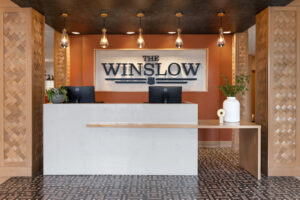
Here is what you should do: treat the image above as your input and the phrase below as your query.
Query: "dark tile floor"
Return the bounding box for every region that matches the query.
[0,148,300,200]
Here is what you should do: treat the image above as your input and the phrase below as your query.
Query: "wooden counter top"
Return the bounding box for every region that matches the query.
[87,120,260,129]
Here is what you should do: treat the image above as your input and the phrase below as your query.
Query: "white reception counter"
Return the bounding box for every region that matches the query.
[44,103,198,175]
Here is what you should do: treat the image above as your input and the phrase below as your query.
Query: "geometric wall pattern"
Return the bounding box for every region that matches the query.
[270,10,297,164]
[0,8,44,176]
[256,7,300,176]
[235,31,251,122]
[231,31,250,152]
[54,31,70,88]
[3,11,28,164]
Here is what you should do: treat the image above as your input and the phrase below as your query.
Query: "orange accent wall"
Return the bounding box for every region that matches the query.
[69,34,232,141]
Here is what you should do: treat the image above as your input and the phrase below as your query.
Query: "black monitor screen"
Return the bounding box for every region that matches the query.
[64,86,95,103]
[149,86,182,103]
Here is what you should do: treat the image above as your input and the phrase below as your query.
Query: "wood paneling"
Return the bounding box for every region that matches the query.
[87,120,260,129]
[235,32,251,121]
[0,8,44,176]
[232,31,251,152]
[256,7,300,176]
[3,9,28,166]
[0,0,18,8]
[54,31,70,88]
[239,128,261,179]
[31,8,44,176]
[269,8,297,166]
[256,7,269,175]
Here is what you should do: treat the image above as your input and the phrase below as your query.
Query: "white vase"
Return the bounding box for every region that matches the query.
[223,97,240,122]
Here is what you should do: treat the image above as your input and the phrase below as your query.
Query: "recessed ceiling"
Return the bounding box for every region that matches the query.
[12,0,293,34]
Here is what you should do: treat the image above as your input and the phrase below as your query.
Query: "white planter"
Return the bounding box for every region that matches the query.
[223,97,240,122]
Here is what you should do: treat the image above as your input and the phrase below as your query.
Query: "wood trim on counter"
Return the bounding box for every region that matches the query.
[87,120,261,129]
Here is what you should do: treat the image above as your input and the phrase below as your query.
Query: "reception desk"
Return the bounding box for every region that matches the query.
[44,103,198,175]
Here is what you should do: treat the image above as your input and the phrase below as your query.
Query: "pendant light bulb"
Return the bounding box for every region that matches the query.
[100,28,109,48]
[136,13,145,48]
[217,12,226,47]
[217,27,225,47]
[60,28,69,48]
[137,28,145,48]
[175,12,183,48]
[99,13,109,48]
[175,28,183,48]
[60,13,69,48]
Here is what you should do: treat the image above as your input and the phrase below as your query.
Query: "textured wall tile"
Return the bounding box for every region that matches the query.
[3,11,27,163]
[270,10,297,164]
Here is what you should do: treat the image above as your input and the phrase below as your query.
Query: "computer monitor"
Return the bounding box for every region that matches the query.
[63,86,95,103]
[149,86,182,103]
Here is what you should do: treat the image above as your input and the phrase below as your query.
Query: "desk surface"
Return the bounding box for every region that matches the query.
[197,120,260,129]
[87,120,260,129]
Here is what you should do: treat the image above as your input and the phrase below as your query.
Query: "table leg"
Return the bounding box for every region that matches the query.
[239,128,261,179]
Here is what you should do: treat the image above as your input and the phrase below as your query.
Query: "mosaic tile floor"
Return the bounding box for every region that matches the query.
[0,148,299,200]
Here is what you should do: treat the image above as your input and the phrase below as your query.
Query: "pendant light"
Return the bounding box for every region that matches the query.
[175,12,183,48]
[60,13,69,48]
[100,13,109,48]
[136,12,145,48]
[217,12,226,47]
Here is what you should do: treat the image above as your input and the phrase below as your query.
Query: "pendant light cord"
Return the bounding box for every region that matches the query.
[139,16,142,28]
[220,15,223,29]
[103,17,106,28]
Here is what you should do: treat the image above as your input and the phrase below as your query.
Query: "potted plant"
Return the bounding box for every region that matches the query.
[218,74,250,122]
[46,87,68,104]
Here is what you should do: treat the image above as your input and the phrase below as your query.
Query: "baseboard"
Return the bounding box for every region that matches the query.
[268,167,300,176]
[0,167,32,177]
[199,141,232,148]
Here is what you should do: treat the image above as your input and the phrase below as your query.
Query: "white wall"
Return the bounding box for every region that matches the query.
[248,25,256,56]
[45,24,54,89]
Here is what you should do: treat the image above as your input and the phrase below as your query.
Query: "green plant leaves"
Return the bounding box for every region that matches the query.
[46,87,69,103]
[218,74,250,97]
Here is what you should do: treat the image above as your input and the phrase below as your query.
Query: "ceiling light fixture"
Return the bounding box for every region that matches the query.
[217,11,226,47]
[60,13,69,48]
[175,12,183,48]
[126,31,135,35]
[100,13,109,48]
[136,12,145,48]
[72,31,80,35]
[168,31,176,35]
[223,31,231,34]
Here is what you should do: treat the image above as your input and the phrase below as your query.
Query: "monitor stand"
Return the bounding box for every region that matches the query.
[163,88,168,103]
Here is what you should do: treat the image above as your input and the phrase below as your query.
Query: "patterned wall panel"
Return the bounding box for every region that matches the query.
[3,11,28,164]
[256,7,300,176]
[231,31,250,152]
[232,35,236,86]
[235,31,251,121]
[255,8,269,174]
[54,31,70,88]
[0,8,44,176]
[31,9,44,175]
[270,9,297,165]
